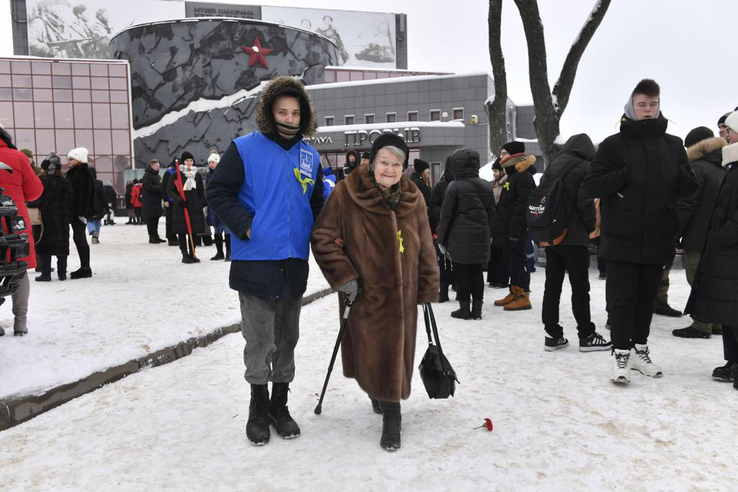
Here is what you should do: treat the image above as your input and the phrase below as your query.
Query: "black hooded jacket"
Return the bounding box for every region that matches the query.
[585,115,697,265]
[544,134,597,247]
[66,163,95,219]
[429,158,453,233]
[493,155,537,246]
[436,149,496,264]
[141,165,163,220]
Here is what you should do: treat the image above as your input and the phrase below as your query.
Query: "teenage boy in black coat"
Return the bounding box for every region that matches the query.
[585,79,697,384]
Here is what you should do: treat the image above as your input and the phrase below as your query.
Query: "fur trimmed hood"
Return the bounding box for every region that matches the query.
[502,153,537,174]
[722,141,738,168]
[256,76,317,137]
[687,137,727,163]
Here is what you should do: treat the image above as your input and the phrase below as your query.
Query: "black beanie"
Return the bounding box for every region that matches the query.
[369,133,409,170]
[502,141,525,155]
[492,157,502,171]
[685,126,714,148]
[361,152,370,160]
[180,151,194,163]
[414,158,429,174]
[718,112,732,126]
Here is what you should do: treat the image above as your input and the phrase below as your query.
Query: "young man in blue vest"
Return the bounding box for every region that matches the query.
[206,76,324,445]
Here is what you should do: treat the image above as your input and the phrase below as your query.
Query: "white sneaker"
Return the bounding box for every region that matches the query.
[631,344,663,378]
[611,349,631,384]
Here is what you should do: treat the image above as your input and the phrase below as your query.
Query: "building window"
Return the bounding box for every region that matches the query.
[386,112,396,123]
[407,111,418,122]
[345,115,354,125]
[325,116,334,126]
[452,107,464,120]
[365,114,375,124]
[429,109,441,122]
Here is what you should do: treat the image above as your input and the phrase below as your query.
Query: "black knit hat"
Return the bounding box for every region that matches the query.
[685,126,714,148]
[369,133,409,170]
[718,112,732,126]
[414,158,429,174]
[492,157,502,171]
[180,151,194,162]
[502,141,525,156]
[361,152,370,160]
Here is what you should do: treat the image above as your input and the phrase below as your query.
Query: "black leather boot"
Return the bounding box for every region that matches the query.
[438,283,450,303]
[379,401,401,451]
[246,384,271,445]
[451,301,471,319]
[269,383,301,439]
[471,300,483,320]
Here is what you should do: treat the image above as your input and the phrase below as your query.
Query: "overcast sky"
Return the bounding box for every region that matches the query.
[2,0,736,143]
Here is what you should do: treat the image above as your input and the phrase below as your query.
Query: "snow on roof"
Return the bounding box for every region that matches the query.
[317,121,465,133]
[307,72,491,91]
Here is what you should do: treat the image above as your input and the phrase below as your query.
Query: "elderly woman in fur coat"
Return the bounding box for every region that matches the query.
[311,133,439,452]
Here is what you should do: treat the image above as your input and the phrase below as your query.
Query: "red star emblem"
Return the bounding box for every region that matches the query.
[241,36,273,69]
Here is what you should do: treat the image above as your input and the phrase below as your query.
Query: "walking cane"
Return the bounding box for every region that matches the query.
[314,296,354,415]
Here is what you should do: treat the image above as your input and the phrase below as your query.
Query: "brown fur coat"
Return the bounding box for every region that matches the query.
[311,164,440,402]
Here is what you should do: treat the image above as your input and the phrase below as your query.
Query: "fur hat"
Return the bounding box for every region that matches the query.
[369,133,409,170]
[725,112,738,132]
[685,127,714,148]
[41,153,61,173]
[67,147,88,164]
[256,76,317,137]
[414,158,429,175]
[502,141,525,156]
[180,151,195,163]
[718,112,731,126]
[207,153,220,164]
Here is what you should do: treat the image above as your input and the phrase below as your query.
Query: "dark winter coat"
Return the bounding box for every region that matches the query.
[311,163,439,402]
[437,149,496,264]
[31,174,73,256]
[141,165,163,221]
[545,134,597,248]
[429,165,453,233]
[677,137,727,252]
[204,168,223,229]
[167,167,205,235]
[493,155,537,246]
[161,168,174,204]
[87,169,108,221]
[103,184,118,213]
[125,182,133,209]
[687,143,738,326]
[410,172,432,206]
[585,115,698,265]
[66,163,95,219]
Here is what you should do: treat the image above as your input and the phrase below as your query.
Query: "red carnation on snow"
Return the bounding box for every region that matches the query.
[473,418,493,432]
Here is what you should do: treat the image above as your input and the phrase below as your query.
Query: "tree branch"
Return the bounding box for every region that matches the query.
[486,0,508,157]
[552,0,611,118]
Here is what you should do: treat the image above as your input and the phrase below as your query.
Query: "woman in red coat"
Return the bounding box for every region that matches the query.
[131,179,143,224]
[0,125,43,336]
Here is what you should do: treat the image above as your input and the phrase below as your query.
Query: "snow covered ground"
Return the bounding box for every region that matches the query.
[0,223,330,400]
[1,253,736,490]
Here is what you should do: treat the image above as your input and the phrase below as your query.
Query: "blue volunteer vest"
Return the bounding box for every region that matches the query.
[231,132,319,261]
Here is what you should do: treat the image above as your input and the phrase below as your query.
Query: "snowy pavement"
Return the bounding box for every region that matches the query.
[1,261,736,490]
[0,223,330,400]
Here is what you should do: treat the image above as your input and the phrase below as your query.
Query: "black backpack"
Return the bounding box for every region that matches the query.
[527,160,579,246]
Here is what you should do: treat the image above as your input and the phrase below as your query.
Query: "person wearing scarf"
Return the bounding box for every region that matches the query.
[166,150,205,263]
[311,133,439,451]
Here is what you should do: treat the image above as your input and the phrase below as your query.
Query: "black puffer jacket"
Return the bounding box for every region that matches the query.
[103,184,118,213]
[66,163,95,219]
[30,174,73,256]
[429,160,453,233]
[493,154,537,246]
[88,168,108,221]
[410,172,432,206]
[141,165,163,220]
[436,149,496,264]
[545,134,597,247]
[166,166,205,235]
[687,143,738,326]
[677,137,727,252]
[585,115,697,265]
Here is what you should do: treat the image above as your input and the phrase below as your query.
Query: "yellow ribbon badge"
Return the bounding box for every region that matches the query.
[397,230,405,254]
[293,168,315,194]
[503,181,510,191]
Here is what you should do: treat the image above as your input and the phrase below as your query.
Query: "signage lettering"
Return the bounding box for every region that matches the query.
[343,128,421,147]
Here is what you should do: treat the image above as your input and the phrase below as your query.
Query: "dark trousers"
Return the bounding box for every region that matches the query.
[214,232,231,256]
[146,216,160,240]
[70,217,90,269]
[504,232,530,291]
[487,245,508,286]
[453,262,484,302]
[40,254,67,277]
[606,261,664,350]
[592,237,606,276]
[178,233,194,256]
[134,207,142,223]
[542,245,594,340]
[165,205,175,241]
[723,326,738,363]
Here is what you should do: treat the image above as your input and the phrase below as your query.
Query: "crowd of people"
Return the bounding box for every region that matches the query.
[2,75,736,453]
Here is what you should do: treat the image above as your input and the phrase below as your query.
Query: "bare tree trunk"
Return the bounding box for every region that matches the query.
[485,0,508,160]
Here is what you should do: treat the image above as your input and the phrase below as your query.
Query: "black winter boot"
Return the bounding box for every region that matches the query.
[370,397,382,415]
[246,384,271,445]
[269,382,301,439]
[379,401,401,451]
[471,300,483,320]
[438,283,450,303]
[451,301,471,320]
[181,253,195,264]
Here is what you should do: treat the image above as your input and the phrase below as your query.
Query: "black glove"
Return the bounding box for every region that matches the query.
[338,278,359,303]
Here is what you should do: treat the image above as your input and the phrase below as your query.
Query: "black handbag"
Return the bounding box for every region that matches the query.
[418,303,459,399]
